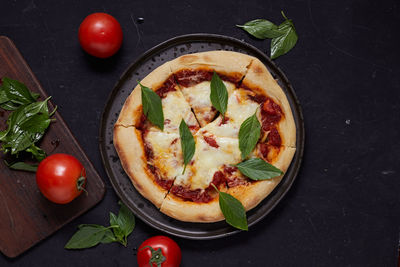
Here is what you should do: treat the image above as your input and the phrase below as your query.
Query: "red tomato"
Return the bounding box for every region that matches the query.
[36,154,86,204]
[78,12,123,58]
[137,236,181,267]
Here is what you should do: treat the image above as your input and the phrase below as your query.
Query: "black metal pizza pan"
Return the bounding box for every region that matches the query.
[99,33,305,240]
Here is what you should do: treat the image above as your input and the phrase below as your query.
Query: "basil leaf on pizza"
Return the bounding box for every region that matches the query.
[179,119,195,174]
[212,184,248,231]
[139,82,164,130]
[210,72,228,119]
[236,158,283,180]
[239,111,261,160]
[237,19,283,39]
[271,12,298,59]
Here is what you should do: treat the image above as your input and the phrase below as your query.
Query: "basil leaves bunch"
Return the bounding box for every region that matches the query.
[0,77,57,170]
[65,201,135,249]
[237,11,298,59]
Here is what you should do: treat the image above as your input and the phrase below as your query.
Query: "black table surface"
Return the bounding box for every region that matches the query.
[1,0,399,266]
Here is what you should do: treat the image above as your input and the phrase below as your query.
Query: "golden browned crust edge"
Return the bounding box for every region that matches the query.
[242,58,296,147]
[160,190,225,223]
[169,50,253,79]
[113,125,167,208]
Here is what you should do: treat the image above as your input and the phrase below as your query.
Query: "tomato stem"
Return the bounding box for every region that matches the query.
[76,176,88,196]
[140,246,166,267]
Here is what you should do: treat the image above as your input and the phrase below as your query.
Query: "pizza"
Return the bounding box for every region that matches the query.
[113,51,296,223]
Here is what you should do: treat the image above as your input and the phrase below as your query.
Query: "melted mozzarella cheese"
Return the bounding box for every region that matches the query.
[198,89,261,138]
[145,131,183,179]
[180,81,235,126]
[226,89,261,127]
[174,132,241,190]
[148,89,198,133]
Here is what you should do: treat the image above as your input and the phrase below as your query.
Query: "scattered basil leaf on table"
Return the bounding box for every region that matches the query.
[179,119,195,174]
[210,72,228,119]
[237,19,283,39]
[239,111,261,160]
[237,11,298,59]
[271,12,298,59]
[236,158,283,180]
[4,161,38,172]
[65,225,111,249]
[211,184,248,231]
[65,201,135,249]
[139,81,164,131]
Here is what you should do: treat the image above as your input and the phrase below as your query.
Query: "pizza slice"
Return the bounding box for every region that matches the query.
[116,61,199,133]
[241,58,296,147]
[169,51,253,126]
[160,130,241,222]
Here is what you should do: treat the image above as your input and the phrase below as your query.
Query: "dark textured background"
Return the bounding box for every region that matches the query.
[1,0,399,266]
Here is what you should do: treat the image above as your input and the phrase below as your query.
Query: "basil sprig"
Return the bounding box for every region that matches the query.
[236,158,283,180]
[65,201,135,249]
[212,184,248,231]
[139,81,164,130]
[237,19,283,39]
[0,95,56,162]
[239,112,261,159]
[179,119,195,174]
[210,72,228,119]
[237,11,298,59]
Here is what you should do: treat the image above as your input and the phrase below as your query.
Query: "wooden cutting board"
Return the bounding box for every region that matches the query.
[0,36,105,258]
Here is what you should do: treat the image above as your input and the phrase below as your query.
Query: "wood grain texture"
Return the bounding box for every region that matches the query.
[0,36,105,258]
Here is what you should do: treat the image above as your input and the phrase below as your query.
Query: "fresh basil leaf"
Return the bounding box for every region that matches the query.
[116,201,135,238]
[179,119,195,174]
[109,212,124,241]
[236,158,283,180]
[237,19,283,39]
[20,113,51,133]
[101,228,117,244]
[65,225,108,249]
[4,161,38,172]
[270,13,298,59]
[214,186,248,231]
[239,112,261,160]
[2,77,38,106]
[0,87,8,104]
[139,82,164,130]
[210,72,228,119]
[0,101,20,111]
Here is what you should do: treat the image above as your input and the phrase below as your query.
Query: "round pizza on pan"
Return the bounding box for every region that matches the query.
[113,51,296,223]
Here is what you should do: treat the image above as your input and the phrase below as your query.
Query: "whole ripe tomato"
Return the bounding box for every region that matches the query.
[137,236,181,267]
[78,12,123,58]
[36,154,86,204]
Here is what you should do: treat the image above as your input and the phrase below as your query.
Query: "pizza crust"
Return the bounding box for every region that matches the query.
[113,125,168,208]
[242,58,296,147]
[160,190,225,223]
[169,50,254,78]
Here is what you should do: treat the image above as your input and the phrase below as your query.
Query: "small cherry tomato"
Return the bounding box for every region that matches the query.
[137,236,181,267]
[78,12,123,58]
[36,153,86,204]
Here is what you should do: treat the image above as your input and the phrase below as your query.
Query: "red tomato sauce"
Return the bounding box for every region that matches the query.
[174,69,241,87]
[203,135,219,148]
